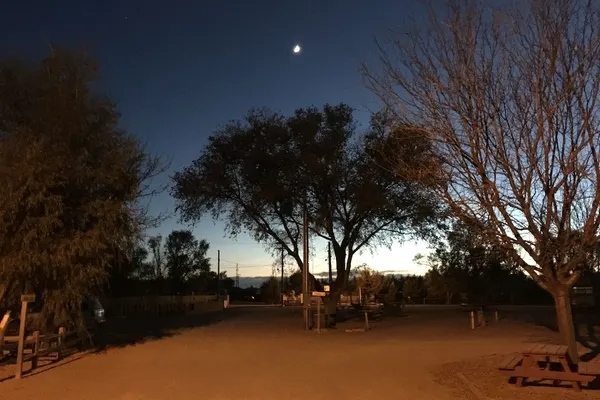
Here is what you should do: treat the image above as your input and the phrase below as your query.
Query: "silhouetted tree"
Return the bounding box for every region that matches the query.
[0,49,164,327]
[172,104,441,316]
[287,270,302,294]
[364,0,600,361]
[355,264,385,304]
[259,276,281,304]
[147,235,167,280]
[402,275,426,304]
[164,230,211,294]
[107,244,151,296]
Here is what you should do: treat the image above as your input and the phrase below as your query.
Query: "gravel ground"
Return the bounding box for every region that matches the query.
[0,305,598,400]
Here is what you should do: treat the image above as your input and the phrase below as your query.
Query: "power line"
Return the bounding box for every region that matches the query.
[219,259,274,269]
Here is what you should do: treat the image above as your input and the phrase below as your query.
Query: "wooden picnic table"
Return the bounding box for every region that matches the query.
[498,343,599,391]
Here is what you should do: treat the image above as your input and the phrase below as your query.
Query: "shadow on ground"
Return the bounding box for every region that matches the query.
[0,308,246,382]
[94,308,245,351]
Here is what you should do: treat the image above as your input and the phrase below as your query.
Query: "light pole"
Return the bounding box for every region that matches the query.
[302,202,310,330]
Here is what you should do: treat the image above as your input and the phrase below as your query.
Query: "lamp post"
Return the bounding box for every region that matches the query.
[302,203,310,330]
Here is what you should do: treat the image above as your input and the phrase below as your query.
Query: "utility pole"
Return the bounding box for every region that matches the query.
[217,250,221,299]
[328,241,333,286]
[235,263,239,288]
[280,246,285,306]
[302,204,310,330]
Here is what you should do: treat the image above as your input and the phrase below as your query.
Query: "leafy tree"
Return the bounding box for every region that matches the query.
[107,243,151,296]
[364,0,600,361]
[379,276,398,304]
[164,230,211,293]
[419,221,521,305]
[0,49,163,327]
[287,270,302,294]
[216,272,236,294]
[355,264,385,304]
[423,266,447,304]
[172,104,441,315]
[259,276,281,304]
[402,275,426,304]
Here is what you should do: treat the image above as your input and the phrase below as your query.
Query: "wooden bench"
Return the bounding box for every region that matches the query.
[579,362,600,376]
[498,354,522,371]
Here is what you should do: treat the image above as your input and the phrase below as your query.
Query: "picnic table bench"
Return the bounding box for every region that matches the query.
[498,343,600,391]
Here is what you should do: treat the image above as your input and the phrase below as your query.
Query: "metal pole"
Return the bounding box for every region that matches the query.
[303,206,310,330]
[217,250,221,300]
[281,246,285,306]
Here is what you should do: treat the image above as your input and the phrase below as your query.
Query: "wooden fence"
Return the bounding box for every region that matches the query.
[101,295,223,318]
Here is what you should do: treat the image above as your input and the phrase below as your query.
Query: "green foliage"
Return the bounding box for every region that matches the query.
[172,104,441,297]
[0,49,163,327]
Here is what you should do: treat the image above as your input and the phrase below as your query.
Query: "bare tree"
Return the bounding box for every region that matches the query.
[363,0,600,361]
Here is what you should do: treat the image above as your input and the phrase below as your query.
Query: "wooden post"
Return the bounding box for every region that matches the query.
[494,310,499,322]
[31,331,40,369]
[364,310,370,330]
[15,294,35,379]
[317,298,321,333]
[478,309,486,327]
[470,311,476,330]
[58,326,65,349]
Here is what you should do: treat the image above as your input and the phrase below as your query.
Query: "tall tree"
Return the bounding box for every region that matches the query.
[107,243,151,296]
[420,221,518,304]
[259,276,281,304]
[364,0,600,361]
[401,275,426,304]
[147,235,167,280]
[0,49,164,327]
[164,230,211,293]
[172,104,440,315]
[355,264,383,302]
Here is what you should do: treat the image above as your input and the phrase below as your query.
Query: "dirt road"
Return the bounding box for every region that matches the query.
[0,306,595,400]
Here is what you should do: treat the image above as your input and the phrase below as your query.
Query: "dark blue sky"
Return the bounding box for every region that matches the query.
[1,0,430,278]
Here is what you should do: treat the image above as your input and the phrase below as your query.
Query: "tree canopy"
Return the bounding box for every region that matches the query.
[0,49,163,327]
[420,221,521,305]
[164,230,211,293]
[172,104,441,307]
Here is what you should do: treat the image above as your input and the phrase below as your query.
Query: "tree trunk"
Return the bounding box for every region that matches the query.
[553,288,579,363]
[445,291,452,305]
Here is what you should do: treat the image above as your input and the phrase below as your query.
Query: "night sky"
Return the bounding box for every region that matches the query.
[1,0,431,281]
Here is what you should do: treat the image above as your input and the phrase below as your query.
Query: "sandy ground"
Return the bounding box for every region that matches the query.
[0,305,599,400]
